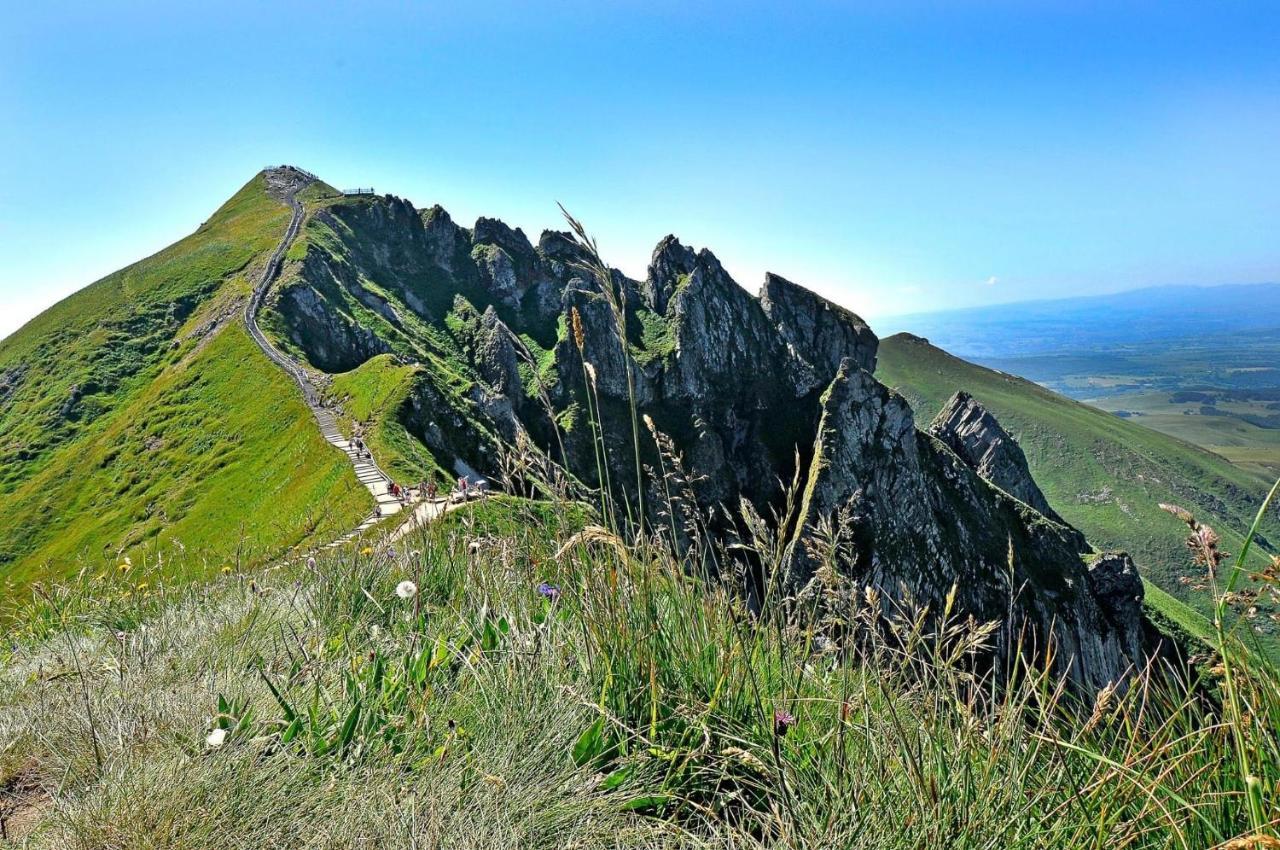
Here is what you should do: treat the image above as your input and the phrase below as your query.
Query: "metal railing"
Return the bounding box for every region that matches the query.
[342,187,376,196]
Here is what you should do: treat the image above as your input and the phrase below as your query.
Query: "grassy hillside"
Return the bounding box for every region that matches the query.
[1081,388,1280,480]
[3,495,1277,848]
[0,174,370,602]
[876,333,1280,643]
[329,354,444,483]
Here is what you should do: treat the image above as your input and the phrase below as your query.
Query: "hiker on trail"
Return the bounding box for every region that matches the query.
[426,481,438,500]
[374,505,382,518]
[457,476,468,496]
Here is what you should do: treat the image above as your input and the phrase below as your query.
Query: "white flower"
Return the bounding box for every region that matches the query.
[370,625,381,639]
[395,580,418,600]
[206,728,228,748]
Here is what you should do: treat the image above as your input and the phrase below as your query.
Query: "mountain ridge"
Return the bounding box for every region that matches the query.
[1,167,1169,689]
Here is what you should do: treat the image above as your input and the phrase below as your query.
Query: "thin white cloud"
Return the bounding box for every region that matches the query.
[985,276,998,287]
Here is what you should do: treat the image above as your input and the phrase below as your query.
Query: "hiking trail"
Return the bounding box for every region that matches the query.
[246,167,424,548]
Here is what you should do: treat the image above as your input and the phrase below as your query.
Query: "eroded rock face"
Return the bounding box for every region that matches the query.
[760,272,878,391]
[472,307,524,407]
[267,190,1156,693]
[275,285,390,373]
[929,391,1073,529]
[786,362,1146,692]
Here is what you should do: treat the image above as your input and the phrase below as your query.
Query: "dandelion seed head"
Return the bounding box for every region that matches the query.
[396,580,418,600]
[206,728,228,749]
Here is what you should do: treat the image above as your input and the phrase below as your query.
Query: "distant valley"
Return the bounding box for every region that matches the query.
[883,285,1280,480]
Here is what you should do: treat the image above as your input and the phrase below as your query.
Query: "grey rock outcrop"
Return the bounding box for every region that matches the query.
[264,188,1159,693]
[275,284,390,372]
[472,306,523,406]
[760,272,878,391]
[785,361,1145,692]
[928,391,1071,528]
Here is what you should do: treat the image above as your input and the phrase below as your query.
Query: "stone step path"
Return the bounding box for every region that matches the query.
[245,166,410,547]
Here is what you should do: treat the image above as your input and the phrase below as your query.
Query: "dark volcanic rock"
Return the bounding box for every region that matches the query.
[786,362,1145,692]
[274,284,390,373]
[472,307,523,406]
[645,235,698,315]
[759,272,878,391]
[1086,552,1145,664]
[266,189,1158,693]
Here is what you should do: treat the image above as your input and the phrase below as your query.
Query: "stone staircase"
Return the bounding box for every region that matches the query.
[246,166,407,547]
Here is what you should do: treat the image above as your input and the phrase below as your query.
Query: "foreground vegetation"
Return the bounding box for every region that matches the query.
[3,486,1280,848]
[5,184,1280,848]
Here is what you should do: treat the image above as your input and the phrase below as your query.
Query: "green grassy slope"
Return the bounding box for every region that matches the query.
[0,177,286,488]
[328,354,444,483]
[0,173,369,600]
[877,333,1279,642]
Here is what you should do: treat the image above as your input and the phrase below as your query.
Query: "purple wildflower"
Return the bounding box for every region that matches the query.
[774,709,796,737]
[536,582,561,603]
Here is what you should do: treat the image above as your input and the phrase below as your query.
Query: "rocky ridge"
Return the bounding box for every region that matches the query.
[263,179,1154,692]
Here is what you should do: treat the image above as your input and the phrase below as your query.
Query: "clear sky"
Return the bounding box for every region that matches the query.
[3,1,1279,340]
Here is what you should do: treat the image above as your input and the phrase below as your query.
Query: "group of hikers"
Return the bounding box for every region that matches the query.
[372,475,489,518]
[350,424,489,520]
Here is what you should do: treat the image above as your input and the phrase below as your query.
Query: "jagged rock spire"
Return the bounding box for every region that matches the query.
[928,391,1067,526]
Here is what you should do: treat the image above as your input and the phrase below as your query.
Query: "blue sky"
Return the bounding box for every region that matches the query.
[2,1,1278,340]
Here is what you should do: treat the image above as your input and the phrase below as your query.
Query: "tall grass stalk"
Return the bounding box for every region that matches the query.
[559,204,646,534]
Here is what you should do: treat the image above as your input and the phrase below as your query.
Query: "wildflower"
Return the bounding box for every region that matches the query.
[117,562,130,573]
[206,728,228,748]
[136,581,148,591]
[221,565,232,574]
[360,547,375,557]
[306,556,317,570]
[396,580,418,600]
[536,582,561,603]
[773,709,796,737]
